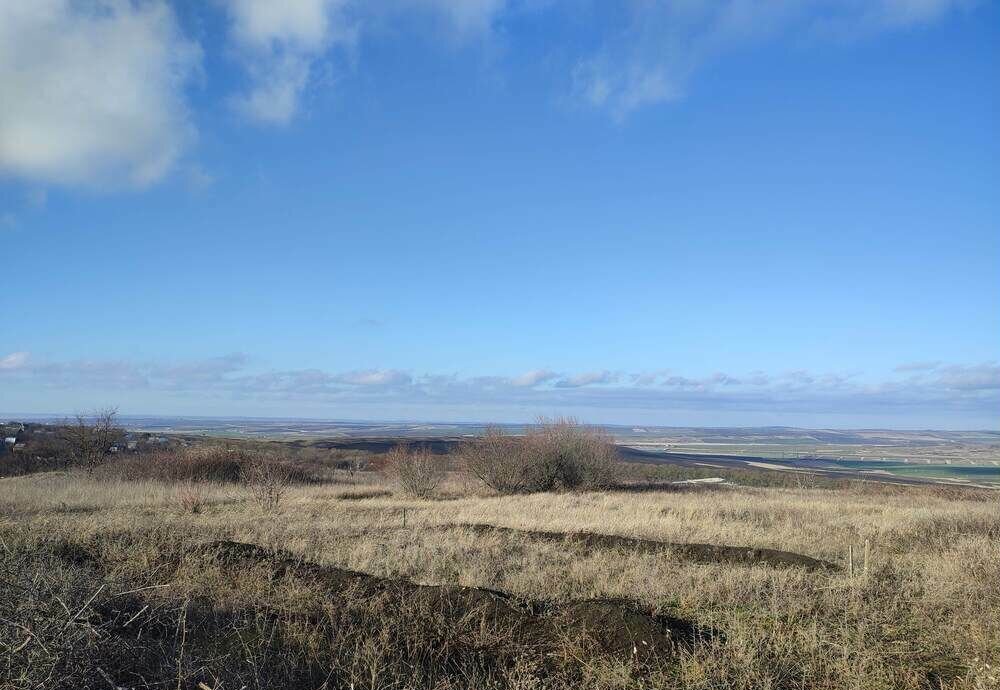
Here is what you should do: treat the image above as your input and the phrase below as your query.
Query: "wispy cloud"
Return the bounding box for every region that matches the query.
[570,0,977,118]
[221,0,510,125]
[3,351,997,422]
[511,369,559,387]
[555,370,619,388]
[334,369,413,386]
[0,352,30,370]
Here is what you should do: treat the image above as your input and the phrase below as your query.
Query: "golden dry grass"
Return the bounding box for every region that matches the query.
[1,470,998,689]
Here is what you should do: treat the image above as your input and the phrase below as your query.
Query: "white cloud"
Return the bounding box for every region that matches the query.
[0,0,201,188]
[935,363,1000,391]
[2,352,997,422]
[223,0,357,125]
[235,54,313,124]
[0,352,29,370]
[555,370,619,388]
[227,0,337,49]
[389,0,509,35]
[222,0,515,125]
[335,369,412,386]
[511,369,559,387]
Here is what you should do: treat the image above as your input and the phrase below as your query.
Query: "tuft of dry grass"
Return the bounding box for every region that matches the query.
[175,481,205,514]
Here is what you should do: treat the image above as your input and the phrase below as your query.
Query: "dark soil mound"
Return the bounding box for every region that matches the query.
[201,539,385,594]
[199,540,708,661]
[447,523,837,571]
[557,599,700,661]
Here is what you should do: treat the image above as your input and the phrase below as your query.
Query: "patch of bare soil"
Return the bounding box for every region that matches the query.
[200,540,710,663]
[557,599,702,661]
[445,523,838,571]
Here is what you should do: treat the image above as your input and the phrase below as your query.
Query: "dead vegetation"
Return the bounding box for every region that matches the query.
[0,432,998,689]
[382,444,448,498]
[60,408,125,473]
[0,529,704,690]
[462,419,620,494]
[97,446,312,485]
[239,454,293,512]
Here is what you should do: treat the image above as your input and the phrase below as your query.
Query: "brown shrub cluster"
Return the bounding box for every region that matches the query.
[463,419,620,494]
[382,445,446,498]
[96,447,310,485]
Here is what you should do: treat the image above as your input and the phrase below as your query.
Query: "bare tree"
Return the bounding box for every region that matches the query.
[62,407,124,472]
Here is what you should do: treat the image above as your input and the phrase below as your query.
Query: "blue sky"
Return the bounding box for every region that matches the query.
[1,0,998,428]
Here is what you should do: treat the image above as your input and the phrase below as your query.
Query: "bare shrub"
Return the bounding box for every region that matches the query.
[383,445,446,498]
[241,454,292,511]
[525,418,619,491]
[462,426,530,494]
[463,419,620,494]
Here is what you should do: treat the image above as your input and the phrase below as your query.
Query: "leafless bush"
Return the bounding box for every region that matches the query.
[463,419,620,494]
[383,445,446,498]
[241,454,292,511]
[462,426,531,494]
[60,407,125,472]
[525,418,619,491]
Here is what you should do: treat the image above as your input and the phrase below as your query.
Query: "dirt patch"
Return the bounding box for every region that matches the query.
[557,599,705,661]
[50,539,98,565]
[443,523,838,571]
[198,540,710,663]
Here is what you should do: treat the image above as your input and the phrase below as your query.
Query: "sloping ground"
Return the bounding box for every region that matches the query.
[3,535,713,690]
[202,540,709,663]
[438,523,838,571]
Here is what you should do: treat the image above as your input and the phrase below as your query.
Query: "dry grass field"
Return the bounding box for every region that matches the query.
[2,456,998,690]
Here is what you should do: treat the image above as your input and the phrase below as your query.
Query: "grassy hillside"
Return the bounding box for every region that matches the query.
[2,459,997,689]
